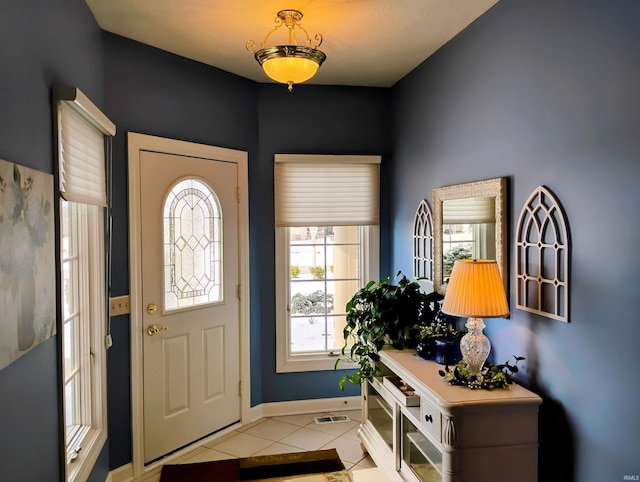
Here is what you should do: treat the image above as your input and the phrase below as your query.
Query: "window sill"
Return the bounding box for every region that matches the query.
[66,429,106,482]
[276,352,357,373]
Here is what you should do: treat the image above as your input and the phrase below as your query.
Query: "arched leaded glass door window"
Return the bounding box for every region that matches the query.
[163,178,223,311]
[413,199,434,281]
[516,186,569,322]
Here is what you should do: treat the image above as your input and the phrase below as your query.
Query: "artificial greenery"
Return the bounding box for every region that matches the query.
[415,312,460,362]
[438,356,525,390]
[418,316,458,340]
[335,272,437,390]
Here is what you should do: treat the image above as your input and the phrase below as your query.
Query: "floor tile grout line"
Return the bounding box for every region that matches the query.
[177,409,374,473]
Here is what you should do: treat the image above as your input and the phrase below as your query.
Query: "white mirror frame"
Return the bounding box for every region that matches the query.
[433,177,507,294]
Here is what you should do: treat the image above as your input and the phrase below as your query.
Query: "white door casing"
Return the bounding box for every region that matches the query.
[128,133,250,475]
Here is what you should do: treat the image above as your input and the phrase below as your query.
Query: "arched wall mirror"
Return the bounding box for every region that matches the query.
[433,177,507,294]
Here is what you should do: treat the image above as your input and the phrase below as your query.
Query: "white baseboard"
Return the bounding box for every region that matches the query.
[250,396,361,421]
[108,462,132,482]
[109,396,361,481]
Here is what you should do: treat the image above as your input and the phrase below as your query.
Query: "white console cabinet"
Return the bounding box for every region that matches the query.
[359,349,542,482]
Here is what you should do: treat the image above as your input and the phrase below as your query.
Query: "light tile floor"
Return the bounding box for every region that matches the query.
[153,409,382,481]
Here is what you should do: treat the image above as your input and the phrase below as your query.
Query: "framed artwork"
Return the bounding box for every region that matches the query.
[0,159,56,370]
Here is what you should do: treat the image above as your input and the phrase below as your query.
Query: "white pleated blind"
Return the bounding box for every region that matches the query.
[443,196,495,224]
[274,155,381,227]
[59,103,107,206]
[57,87,115,207]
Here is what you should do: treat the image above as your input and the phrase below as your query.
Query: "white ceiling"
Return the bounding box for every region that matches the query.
[85,0,499,88]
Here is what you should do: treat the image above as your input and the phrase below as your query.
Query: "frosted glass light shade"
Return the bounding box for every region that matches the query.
[255,45,326,90]
[442,259,509,318]
[263,56,319,84]
[248,10,326,91]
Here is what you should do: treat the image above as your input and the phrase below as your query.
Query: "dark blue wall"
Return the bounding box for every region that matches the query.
[390,1,640,480]
[0,0,104,480]
[255,85,392,403]
[102,32,259,468]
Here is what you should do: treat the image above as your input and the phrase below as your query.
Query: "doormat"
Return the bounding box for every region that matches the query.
[160,448,351,482]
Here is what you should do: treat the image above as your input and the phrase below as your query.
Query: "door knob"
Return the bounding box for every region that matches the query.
[147,324,168,336]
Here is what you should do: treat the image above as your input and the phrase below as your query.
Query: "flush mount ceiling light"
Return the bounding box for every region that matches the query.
[247,9,326,91]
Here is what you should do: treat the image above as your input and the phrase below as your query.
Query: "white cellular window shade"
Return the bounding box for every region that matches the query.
[274,154,381,227]
[57,87,116,207]
[443,196,496,224]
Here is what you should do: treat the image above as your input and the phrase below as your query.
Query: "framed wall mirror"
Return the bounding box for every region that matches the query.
[433,177,507,294]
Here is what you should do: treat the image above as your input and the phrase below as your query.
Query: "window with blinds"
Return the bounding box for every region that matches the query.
[55,86,114,482]
[274,155,380,373]
[274,154,380,227]
[441,196,497,280]
[57,87,115,207]
[442,196,495,224]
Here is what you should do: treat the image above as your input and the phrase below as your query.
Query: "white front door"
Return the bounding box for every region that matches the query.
[128,134,248,467]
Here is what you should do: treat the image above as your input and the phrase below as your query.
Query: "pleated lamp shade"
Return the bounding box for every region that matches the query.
[442,259,509,318]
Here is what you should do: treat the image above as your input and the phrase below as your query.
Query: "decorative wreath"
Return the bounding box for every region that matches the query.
[439,356,525,390]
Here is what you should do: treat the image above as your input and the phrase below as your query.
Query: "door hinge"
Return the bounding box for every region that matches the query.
[237,284,242,300]
[238,381,242,396]
[237,187,241,203]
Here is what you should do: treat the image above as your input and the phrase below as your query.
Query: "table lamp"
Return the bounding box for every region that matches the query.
[441,259,509,379]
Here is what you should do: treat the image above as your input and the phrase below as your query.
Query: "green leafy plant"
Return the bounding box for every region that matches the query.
[335,272,431,390]
[438,356,525,390]
[290,265,301,278]
[308,266,325,279]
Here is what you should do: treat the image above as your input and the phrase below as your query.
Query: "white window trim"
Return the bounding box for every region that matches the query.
[276,225,379,373]
[63,203,108,482]
[55,87,112,482]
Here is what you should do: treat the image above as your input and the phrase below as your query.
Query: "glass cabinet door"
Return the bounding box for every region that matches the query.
[402,413,442,481]
[367,381,394,450]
